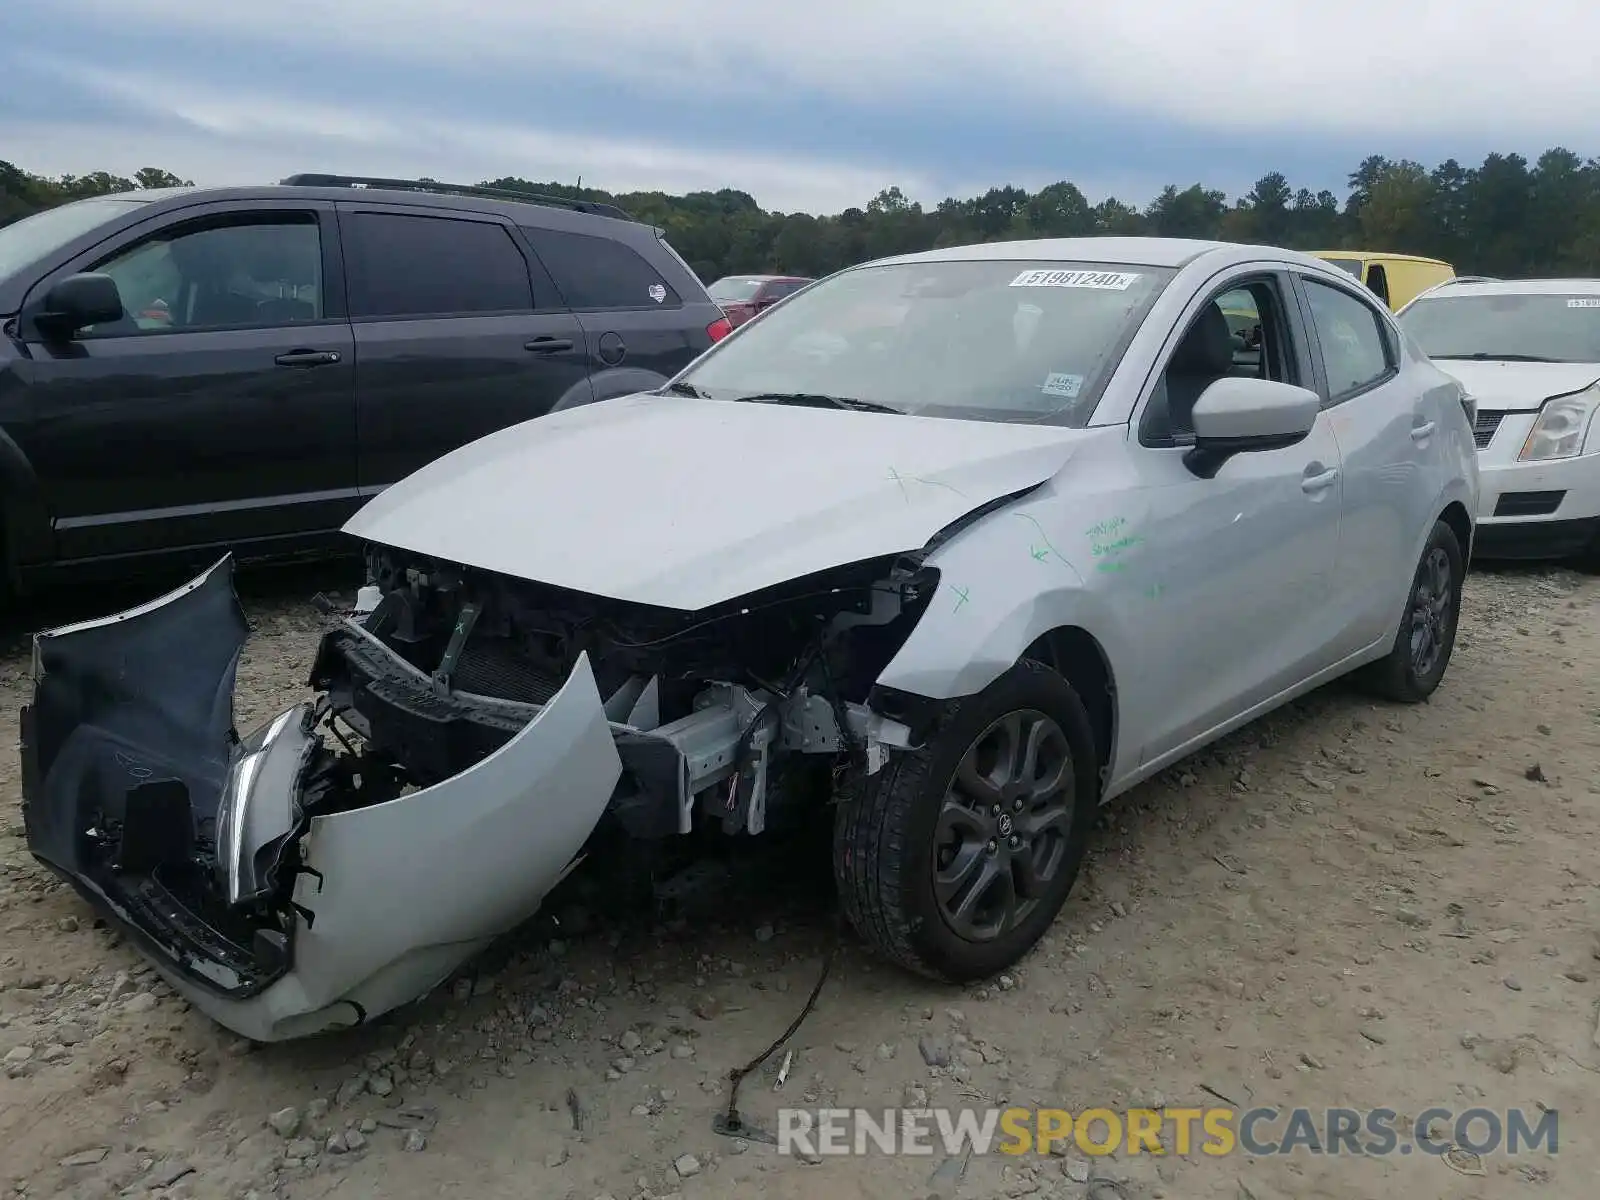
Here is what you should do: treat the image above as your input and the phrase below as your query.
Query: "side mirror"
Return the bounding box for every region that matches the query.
[36,273,124,338]
[1183,376,1321,479]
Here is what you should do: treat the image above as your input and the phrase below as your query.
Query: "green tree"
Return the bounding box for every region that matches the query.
[7,146,1600,276]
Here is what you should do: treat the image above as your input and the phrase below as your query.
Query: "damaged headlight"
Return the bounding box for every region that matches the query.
[214,704,320,907]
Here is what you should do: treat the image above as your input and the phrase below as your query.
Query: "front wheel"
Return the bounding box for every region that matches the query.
[832,659,1099,982]
[1361,518,1464,703]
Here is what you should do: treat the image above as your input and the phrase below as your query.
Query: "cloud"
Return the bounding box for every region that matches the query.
[5,0,1595,214]
[4,58,1181,214]
[38,0,1600,143]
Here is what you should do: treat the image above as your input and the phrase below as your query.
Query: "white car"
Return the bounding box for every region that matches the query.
[23,237,1479,1041]
[1397,278,1600,561]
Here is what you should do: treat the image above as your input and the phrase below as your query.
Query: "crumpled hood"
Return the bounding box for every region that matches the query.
[1436,360,1600,412]
[345,393,1087,610]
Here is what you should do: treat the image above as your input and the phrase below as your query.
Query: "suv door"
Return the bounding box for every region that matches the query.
[337,205,591,495]
[1292,270,1436,655]
[1129,268,1345,762]
[518,225,712,404]
[14,201,357,564]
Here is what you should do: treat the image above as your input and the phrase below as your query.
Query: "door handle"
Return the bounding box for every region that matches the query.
[1301,467,1340,494]
[1410,421,1436,442]
[524,337,574,354]
[274,349,341,367]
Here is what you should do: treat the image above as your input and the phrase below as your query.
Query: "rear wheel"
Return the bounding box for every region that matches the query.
[1362,519,1464,702]
[832,659,1099,981]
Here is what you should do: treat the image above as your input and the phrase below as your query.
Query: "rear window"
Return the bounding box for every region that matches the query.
[522,228,681,310]
[0,197,149,283]
[1321,257,1363,278]
[708,277,767,303]
[344,212,534,318]
[1398,293,1600,364]
[678,259,1175,426]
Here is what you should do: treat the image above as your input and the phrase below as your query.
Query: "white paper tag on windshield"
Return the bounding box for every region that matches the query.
[1041,372,1083,398]
[1566,298,1600,308]
[1011,269,1140,290]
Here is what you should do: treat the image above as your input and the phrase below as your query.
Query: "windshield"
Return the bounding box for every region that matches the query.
[677,259,1175,425]
[1322,257,1364,278]
[0,198,149,284]
[708,276,767,302]
[1398,293,1600,363]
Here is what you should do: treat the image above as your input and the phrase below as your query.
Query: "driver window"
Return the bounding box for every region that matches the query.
[1141,278,1295,446]
[83,214,324,336]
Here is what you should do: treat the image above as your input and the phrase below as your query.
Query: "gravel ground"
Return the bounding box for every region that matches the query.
[0,561,1597,1200]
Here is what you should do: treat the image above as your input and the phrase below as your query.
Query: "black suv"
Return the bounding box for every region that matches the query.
[0,174,731,593]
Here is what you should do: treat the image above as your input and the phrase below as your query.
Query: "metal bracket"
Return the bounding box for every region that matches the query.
[711,1111,777,1145]
[431,601,480,695]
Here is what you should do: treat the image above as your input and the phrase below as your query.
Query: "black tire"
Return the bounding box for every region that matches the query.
[832,658,1099,982]
[1361,518,1464,703]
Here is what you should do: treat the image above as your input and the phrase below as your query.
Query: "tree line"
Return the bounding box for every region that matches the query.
[5,150,1599,284]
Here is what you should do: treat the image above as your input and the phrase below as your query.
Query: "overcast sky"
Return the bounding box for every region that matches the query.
[6,0,1597,214]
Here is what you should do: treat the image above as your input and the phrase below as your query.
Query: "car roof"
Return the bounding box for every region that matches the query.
[78,181,645,238]
[1311,250,1453,266]
[869,236,1334,274]
[1412,277,1600,299]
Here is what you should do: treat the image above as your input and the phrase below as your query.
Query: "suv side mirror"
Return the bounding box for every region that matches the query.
[1184,376,1321,479]
[37,273,125,338]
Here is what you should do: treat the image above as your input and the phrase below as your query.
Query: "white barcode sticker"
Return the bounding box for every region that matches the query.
[1040,372,1083,398]
[1010,269,1141,290]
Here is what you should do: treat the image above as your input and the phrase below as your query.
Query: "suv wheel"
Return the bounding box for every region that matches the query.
[1362,519,1464,703]
[832,659,1098,981]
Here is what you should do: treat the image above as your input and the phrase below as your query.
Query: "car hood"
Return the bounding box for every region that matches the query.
[1434,360,1600,412]
[344,393,1088,610]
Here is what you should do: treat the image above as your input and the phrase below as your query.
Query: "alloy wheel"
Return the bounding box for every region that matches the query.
[932,709,1076,942]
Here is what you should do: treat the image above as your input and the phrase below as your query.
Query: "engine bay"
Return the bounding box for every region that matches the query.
[314,543,939,841]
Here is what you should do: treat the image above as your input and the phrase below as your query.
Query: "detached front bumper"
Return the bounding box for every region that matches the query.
[21,556,623,1042]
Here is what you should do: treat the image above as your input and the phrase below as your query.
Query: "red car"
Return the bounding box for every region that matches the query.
[706,274,812,328]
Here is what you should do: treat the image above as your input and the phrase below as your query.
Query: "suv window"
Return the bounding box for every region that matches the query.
[522,228,681,310]
[0,197,151,284]
[85,213,323,334]
[1365,263,1391,306]
[345,212,533,318]
[1303,277,1392,398]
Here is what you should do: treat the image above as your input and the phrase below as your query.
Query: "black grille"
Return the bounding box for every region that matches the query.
[1493,490,1565,518]
[450,640,566,704]
[1473,410,1504,450]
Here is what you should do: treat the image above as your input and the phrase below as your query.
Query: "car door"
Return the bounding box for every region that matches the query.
[1128,267,1346,762]
[337,205,592,497]
[517,223,710,401]
[13,200,357,563]
[1292,270,1439,655]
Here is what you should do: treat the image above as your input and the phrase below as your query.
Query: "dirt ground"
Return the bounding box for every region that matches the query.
[1,561,1597,1200]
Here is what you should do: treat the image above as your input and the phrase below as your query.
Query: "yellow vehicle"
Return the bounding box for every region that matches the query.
[1311,251,1455,311]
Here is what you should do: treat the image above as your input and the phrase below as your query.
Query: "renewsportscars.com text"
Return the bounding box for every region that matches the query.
[776,1105,1559,1158]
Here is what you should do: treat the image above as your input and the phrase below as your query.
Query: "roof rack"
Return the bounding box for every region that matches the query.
[278,174,633,221]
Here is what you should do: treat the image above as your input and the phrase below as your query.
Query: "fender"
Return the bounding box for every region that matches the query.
[0,424,52,583]
[550,367,670,414]
[1377,477,1477,645]
[873,490,1145,782]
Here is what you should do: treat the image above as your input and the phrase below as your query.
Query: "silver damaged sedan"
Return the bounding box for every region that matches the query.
[21,237,1480,1040]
